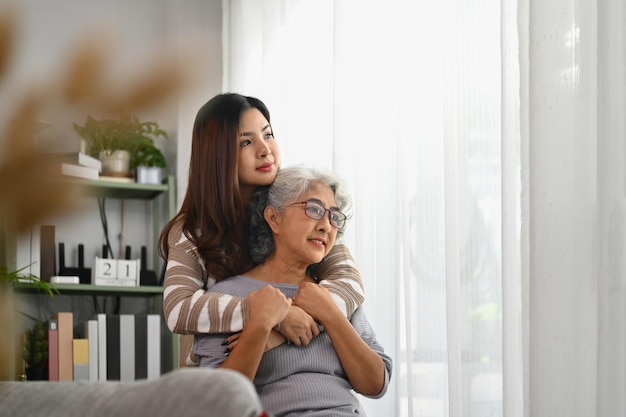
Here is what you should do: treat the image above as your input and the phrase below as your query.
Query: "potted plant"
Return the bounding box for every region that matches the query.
[73,114,168,180]
[0,263,58,380]
[134,140,168,184]
[22,320,48,380]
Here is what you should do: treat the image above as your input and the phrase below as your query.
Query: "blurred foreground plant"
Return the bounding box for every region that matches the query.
[0,4,191,255]
[0,4,194,380]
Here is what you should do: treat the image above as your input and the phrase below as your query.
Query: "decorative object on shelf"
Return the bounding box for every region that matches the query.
[139,246,158,285]
[72,114,168,180]
[134,131,168,184]
[99,149,131,177]
[57,243,92,284]
[136,165,164,185]
[93,257,140,286]
[22,321,49,381]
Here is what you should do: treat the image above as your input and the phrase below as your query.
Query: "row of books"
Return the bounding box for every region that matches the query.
[49,312,161,382]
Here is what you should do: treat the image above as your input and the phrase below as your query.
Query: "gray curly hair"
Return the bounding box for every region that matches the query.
[247,165,352,265]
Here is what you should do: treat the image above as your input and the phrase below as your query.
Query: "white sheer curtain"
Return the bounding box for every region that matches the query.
[221,0,626,416]
[523,0,626,416]
[224,1,518,416]
[597,1,626,415]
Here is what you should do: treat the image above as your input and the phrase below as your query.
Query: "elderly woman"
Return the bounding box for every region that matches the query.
[194,166,392,416]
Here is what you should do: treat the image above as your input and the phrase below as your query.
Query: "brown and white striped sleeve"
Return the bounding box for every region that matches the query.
[162,220,250,336]
[315,243,365,317]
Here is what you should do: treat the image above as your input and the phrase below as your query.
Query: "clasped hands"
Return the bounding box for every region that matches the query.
[224,282,338,351]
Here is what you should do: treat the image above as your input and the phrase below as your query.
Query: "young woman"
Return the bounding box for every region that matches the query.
[159,93,365,358]
[195,166,392,416]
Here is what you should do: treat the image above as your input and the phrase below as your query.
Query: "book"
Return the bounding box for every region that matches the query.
[39,225,55,282]
[84,320,99,382]
[106,314,120,380]
[14,225,41,282]
[96,314,107,381]
[48,319,59,381]
[146,314,161,380]
[45,152,102,172]
[30,226,41,278]
[15,228,34,279]
[119,314,135,381]
[48,162,99,180]
[72,339,89,381]
[54,312,74,381]
[134,315,148,380]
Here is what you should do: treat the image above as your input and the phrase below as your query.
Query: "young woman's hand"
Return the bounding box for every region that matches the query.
[246,285,292,331]
[292,282,342,325]
[221,285,291,380]
[277,305,321,346]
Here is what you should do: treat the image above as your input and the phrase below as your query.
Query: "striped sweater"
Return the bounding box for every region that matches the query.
[195,276,392,417]
[162,219,365,336]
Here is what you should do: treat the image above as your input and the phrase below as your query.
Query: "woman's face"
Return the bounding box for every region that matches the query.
[269,183,339,267]
[237,108,280,194]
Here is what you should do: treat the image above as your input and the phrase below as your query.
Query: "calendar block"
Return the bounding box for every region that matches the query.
[93,257,140,286]
[117,259,140,285]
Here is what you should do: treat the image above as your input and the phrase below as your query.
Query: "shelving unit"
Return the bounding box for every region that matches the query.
[5,175,179,380]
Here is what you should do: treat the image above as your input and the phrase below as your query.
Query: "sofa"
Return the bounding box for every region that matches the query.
[0,368,268,417]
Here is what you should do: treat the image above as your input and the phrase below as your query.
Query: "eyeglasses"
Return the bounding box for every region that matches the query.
[286,200,347,229]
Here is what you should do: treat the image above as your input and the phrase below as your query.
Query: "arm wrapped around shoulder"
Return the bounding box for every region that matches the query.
[314,244,365,317]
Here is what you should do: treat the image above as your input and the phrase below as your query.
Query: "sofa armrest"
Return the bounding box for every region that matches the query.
[0,368,267,417]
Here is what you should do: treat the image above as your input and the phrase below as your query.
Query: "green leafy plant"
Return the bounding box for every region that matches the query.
[22,321,48,369]
[134,143,167,168]
[0,264,58,297]
[73,114,168,169]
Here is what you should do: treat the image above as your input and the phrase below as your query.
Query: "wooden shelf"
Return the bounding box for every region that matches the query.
[15,283,163,296]
[58,177,170,200]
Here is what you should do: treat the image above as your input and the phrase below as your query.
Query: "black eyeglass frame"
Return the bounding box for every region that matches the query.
[286,200,347,229]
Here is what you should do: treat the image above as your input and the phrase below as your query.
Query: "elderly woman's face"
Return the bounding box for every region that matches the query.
[273,183,339,265]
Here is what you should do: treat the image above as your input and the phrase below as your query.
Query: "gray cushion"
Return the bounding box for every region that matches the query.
[0,368,266,417]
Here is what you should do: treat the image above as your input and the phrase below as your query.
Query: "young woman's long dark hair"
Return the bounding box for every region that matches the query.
[159,93,272,281]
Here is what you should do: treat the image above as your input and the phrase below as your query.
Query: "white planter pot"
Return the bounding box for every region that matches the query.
[99,150,131,176]
[136,165,164,184]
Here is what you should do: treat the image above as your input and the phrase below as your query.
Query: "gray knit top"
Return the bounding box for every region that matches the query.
[194,275,393,417]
